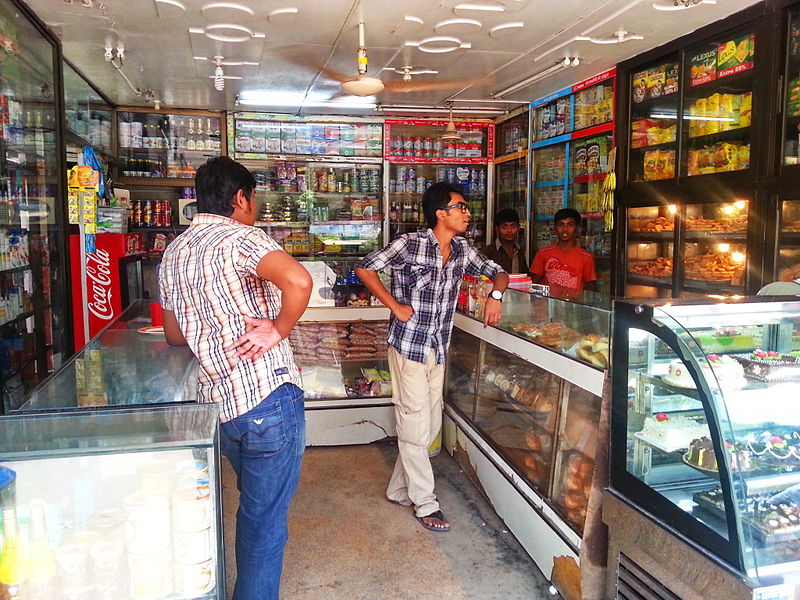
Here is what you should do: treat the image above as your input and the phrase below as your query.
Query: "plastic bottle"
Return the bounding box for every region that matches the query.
[26,500,57,597]
[0,507,25,599]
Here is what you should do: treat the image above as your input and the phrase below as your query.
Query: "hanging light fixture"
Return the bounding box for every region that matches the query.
[441,104,461,141]
[213,56,225,90]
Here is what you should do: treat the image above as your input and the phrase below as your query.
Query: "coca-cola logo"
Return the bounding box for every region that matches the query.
[86,249,114,320]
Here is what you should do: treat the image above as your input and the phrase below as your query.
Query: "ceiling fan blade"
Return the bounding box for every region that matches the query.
[319,65,352,84]
[383,74,494,93]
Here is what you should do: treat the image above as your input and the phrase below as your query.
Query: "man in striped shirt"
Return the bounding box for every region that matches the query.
[356,182,508,532]
[159,156,312,600]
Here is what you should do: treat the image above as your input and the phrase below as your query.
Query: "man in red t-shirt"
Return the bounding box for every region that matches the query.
[530,208,597,298]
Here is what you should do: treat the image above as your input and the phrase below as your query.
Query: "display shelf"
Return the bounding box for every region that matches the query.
[629,140,678,152]
[495,150,529,164]
[0,311,34,330]
[116,177,195,187]
[0,264,31,274]
[687,126,751,144]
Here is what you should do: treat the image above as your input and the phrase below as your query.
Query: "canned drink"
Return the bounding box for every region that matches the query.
[416,177,426,194]
[397,166,407,182]
[445,168,456,183]
[413,137,423,155]
[406,166,416,182]
[395,179,405,194]
[391,136,402,155]
[433,138,443,157]
[141,201,152,227]
[402,136,413,154]
[131,200,141,226]
[423,138,433,156]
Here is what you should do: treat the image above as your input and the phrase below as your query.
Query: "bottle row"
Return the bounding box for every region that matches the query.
[118,117,221,152]
[388,136,484,158]
[0,96,57,147]
[119,158,196,179]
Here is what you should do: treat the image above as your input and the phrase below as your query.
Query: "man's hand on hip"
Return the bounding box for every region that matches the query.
[227,315,282,360]
[483,298,502,327]
[392,304,414,322]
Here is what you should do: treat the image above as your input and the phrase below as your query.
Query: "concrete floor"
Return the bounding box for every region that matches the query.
[221,441,554,600]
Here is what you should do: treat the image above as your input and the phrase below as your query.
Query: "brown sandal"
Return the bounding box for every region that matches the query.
[416,510,450,532]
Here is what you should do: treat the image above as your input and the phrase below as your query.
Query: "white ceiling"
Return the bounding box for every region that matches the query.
[25,0,762,117]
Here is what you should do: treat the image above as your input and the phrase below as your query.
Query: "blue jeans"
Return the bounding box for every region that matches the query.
[220,383,305,600]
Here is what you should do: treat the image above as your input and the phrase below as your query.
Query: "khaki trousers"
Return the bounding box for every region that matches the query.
[386,346,444,518]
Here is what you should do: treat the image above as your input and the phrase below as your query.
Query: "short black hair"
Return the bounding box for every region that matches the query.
[495,208,520,226]
[195,156,256,217]
[422,182,463,229]
[554,207,581,226]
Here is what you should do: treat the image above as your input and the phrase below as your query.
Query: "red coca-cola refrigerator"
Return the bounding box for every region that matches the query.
[69,233,145,349]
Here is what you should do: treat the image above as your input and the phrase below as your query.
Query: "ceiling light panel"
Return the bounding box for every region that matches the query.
[268,8,299,25]
[453,1,505,16]
[489,21,524,39]
[434,18,482,35]
[154,0,186,18]
[200,2,254,20]
[190,23,265,43]
[406,36,472,54]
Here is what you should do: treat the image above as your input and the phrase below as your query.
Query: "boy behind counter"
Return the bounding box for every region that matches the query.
[530,207,597,298]
[481,208,529,274]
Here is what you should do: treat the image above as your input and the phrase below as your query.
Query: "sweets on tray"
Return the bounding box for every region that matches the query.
[696,489,800,541]
[289,321,389,362]
[508,322,582,350]
[630,216,674,232]
[684,253,745,282]
[662,354,746,391]
[637,413,709,451]
[746,430,800,467]
[685,215,748,233]
[684,436,752,472]
[630,257,673,278]
[560,453,594,527]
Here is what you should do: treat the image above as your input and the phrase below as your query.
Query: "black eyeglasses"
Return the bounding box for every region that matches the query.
[440,202,468,214]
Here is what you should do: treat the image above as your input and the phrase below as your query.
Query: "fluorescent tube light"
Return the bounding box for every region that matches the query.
[378,105,505,115]
[493,62,565,98]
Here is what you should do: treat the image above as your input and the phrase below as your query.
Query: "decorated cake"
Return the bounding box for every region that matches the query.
[662,354,746,391]
[746,431,800,467]
[733,349,800,382]
[684,436,753,472]
[637,413,710,451]
[695,328,755,353]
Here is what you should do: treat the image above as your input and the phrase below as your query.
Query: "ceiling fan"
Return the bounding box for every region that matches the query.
[321,19,492,97]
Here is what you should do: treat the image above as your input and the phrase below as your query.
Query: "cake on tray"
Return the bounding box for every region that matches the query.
[662,354,746,391]
[636,413,709,452]
[732,349,800,382]
[684,436,753,472]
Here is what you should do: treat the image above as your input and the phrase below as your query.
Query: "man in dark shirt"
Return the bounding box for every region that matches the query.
[481,208,529,273]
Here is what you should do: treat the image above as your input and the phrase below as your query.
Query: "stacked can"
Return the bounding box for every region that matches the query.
[171,459,216,597]
[130,200,142,227]
[126,460,175,600]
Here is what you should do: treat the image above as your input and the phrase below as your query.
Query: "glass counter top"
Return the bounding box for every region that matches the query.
[460,287,611,369]
[18,301,198,413]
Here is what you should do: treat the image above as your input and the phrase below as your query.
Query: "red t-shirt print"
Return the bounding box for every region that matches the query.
[531,245,596,296]
[543,256,580,291]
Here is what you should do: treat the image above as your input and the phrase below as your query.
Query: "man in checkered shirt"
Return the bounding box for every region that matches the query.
[356,182,508,532]
[159,156,312,600]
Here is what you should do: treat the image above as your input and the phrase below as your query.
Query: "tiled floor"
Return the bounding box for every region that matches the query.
[221,441,555,600]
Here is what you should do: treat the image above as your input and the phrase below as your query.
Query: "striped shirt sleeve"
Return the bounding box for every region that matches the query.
[233,228,283,277]
[463,242,504,279]
[358,235,409,271]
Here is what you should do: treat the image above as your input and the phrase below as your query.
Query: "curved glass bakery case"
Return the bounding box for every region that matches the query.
[447,288,609,536]
[611,298,800,586]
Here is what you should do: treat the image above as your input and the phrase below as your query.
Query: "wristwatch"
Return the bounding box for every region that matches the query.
[489,289,504,302]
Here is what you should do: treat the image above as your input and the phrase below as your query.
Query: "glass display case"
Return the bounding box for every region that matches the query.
[247,159,382,257]
[628,56,680,183]
[385,119,493,246]
[0,2,70,413]
[495,111,528,158]
[387,161,487,243]
[683,33,754,178]
[447,288,609,535]
[16,301,196,413]
[63,62,113,163]
[289,318,390,402]
[0,404,224,599]
[624,197,751,298]
[230,114,382,160]
[530,71,615,280]
[781,8,800,169]
[778,199,800,279]
[611,298,800,582]
[117,110,223,181]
